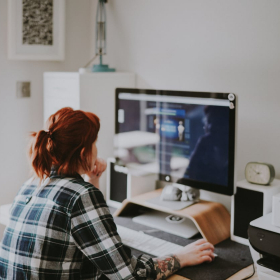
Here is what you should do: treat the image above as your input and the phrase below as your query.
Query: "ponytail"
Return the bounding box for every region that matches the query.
[29,130,54,179]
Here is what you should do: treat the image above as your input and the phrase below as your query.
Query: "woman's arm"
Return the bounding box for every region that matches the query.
[71,188,157,280]
[79,158,214,279]
[71,187,214,280]
[153,255,181,279]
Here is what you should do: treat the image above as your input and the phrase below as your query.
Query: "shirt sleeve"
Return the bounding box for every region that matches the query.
[70,186,157,280]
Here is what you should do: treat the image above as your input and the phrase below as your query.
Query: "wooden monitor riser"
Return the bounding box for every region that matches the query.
[113,188,230,245]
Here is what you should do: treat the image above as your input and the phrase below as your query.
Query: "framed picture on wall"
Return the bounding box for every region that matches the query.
[8,0,65,61]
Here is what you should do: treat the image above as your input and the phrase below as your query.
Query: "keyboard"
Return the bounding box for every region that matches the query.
[117,225,183,256]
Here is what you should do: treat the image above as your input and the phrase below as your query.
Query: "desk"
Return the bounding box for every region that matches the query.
[113,217,258,280]
[168,265,258,279]
[113,190,257,280]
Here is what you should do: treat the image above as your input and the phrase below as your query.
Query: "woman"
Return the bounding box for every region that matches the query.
[0,107,214,279]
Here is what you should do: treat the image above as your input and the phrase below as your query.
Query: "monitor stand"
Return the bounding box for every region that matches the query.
[132,185,200,238]
[132,210,199,239]
[113,188,230,245]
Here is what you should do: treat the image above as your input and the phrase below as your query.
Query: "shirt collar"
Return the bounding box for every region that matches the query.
[49,166,84,180]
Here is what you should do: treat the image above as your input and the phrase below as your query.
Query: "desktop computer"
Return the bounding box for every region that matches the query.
[113,88,237,238]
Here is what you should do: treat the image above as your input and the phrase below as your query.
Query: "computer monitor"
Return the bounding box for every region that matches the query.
[114,88,236,197]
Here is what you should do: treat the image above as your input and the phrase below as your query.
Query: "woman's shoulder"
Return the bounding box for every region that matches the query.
[46,176,99,208]
[18,175,101,212]
[53,176,95,192]
[53,177,109,215]
[16,176,39,196]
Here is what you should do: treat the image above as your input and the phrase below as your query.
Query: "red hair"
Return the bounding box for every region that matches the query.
[29,107,100,180]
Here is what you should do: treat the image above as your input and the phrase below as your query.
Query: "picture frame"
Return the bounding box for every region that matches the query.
[8,0,65,61]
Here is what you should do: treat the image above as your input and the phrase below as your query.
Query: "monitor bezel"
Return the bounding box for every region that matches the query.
[115,88,236,196]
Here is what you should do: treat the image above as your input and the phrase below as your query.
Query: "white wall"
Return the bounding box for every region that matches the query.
[0,0,92,206]
[1,0,280,210]
[88,0,280,209]
[101,0,280,182]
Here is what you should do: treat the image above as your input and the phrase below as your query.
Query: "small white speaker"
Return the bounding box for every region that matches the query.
[272,192,280,227]
[231,179,280,245]
[106,158,157,208]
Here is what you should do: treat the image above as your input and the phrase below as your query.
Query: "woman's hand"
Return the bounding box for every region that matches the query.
[86,158,107,188]
[175,239,215,267]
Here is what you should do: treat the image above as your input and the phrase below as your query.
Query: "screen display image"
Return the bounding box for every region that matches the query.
[115,89,236,196]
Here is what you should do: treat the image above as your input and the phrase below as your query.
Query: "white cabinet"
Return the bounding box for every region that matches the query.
[44,72,136,195]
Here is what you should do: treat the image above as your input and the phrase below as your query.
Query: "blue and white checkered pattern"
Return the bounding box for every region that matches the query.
[0,169,156,279]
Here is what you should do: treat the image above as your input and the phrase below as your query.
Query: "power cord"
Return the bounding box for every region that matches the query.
[241,264,255,280]
[83,54,99,68]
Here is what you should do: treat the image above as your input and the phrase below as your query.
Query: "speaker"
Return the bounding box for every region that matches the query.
[231,179,280,245]
[106,158,157,208]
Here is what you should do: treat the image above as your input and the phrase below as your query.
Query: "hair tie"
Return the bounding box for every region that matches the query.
[45,130,53,140]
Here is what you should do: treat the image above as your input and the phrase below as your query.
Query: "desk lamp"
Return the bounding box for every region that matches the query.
[92,0,115,72]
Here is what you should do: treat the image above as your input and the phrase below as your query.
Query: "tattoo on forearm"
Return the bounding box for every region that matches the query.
[153,254,181,280]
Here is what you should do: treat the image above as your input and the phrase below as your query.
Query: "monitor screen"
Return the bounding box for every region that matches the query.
[114,88,236,196]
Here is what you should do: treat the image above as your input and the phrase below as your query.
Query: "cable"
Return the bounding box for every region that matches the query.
[241,264,255,280]
[83,54,99,68]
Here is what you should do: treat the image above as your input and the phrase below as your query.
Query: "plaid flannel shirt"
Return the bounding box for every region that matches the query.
[0,169,156,279]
